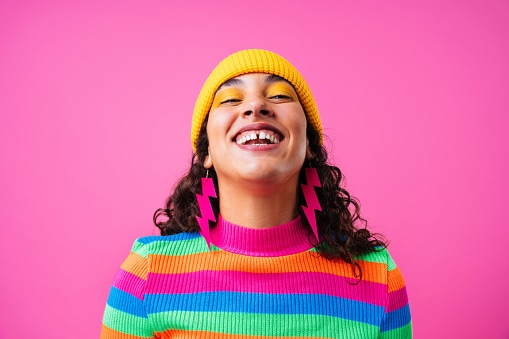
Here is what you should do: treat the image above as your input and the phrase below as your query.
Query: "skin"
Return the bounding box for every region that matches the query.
[204,73,311,229]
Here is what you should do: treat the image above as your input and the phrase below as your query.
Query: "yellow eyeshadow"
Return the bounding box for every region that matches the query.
[266,82,298,100]
[211,88,243,108]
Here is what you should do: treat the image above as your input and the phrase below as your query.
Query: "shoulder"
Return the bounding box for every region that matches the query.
[129,232,208,257]
[354,247,406,287]
[117,233,206,282]
[355,247,397,270]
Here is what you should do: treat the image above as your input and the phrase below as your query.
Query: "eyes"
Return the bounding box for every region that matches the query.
[220,98,241,104]
[220,94,292,105]
[270,94,293,100]
[211,80,299,110]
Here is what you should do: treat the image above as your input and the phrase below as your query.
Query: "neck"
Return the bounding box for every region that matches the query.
[217,179,300,229]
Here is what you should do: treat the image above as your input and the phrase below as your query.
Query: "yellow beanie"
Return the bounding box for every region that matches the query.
[191,49,323,152]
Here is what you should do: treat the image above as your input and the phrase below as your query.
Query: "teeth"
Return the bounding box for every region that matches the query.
[236,130,281,145]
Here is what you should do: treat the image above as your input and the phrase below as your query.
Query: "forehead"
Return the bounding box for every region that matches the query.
[217,73,291,91]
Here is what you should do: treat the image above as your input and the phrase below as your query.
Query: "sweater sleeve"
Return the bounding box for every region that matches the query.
[101,239,154,339]
[379,251,413,338]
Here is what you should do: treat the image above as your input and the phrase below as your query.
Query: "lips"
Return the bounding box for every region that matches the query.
[234,123,283,146]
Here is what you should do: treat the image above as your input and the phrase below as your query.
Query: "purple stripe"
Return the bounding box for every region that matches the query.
[112,269,146,300]
[147,271,386,306]
[387,286,409,312]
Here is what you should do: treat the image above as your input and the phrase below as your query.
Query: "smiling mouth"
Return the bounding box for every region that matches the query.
[235,129,282,145]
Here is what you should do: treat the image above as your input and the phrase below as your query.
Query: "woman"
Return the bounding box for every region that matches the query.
[101,49,412,338]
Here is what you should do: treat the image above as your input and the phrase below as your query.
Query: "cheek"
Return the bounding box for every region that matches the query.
[293,116,309,156]
[206,110,237,156]
[206,112,228,141]
[291,115,308,141]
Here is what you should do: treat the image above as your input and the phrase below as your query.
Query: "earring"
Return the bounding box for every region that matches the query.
[196,170,217,249]
[301,167,322,241]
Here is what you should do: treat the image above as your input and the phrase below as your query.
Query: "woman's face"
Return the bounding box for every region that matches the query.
[205,73,309,189]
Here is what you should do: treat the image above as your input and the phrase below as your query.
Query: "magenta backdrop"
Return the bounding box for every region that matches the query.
[1,1,508,338]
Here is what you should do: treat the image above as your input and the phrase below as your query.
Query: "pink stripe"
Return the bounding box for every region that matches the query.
[211,215,313,257]
[113,269,146,300]
[387,286,408,312]
[147,271,386,306]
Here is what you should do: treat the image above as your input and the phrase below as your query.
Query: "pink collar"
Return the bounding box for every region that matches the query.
[210,215,314,257]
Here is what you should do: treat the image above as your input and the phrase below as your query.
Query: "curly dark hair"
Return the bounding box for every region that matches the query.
[154,118,386,279]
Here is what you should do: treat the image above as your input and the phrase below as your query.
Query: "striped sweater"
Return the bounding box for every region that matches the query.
[101,215,412,338]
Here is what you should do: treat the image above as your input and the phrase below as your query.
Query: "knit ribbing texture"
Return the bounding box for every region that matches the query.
[101,217,412,338]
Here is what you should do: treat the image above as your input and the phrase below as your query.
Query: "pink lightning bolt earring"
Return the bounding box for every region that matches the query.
[195,169,217,249]
[301,166,322,241]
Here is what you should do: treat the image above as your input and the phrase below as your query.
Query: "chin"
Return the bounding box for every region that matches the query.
[242,165,299,184]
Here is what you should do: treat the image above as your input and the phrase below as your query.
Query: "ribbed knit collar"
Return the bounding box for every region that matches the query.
[210,215,314,257]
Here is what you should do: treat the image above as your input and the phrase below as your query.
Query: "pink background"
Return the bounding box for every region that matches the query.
[1,1,508,338]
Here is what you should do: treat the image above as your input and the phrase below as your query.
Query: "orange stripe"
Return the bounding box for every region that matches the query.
[388,267,406,292]
[157,329,332,339]
[120,252,148,280]
[149,251,387,284]
[100,324,150,339]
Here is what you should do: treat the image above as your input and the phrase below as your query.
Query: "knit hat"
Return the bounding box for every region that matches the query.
[191,49,323,152]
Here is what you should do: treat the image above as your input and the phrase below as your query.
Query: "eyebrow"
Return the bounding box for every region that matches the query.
[217,74,290,91]
[265,74,289,84]
[218,78,244,89]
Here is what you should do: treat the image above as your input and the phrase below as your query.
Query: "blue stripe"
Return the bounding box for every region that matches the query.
[145,292,384,326]
[137,233,201,245]
[380,304,411,332]
[107,286,148,318]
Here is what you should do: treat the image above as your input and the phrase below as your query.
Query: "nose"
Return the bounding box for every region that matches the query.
[243,95,273,117]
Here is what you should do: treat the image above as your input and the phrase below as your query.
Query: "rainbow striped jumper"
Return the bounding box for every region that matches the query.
[101,216,412,338]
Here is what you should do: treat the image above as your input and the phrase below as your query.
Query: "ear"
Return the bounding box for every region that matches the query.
[204,151,213,169]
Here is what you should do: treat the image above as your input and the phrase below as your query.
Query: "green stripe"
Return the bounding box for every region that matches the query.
[142,237,211,256]
[387,254,397,271]
[149,311,377,338]
[131,240,149,258]
[310,247,391,266]
[355,248,389,265]
[102,305,153,337]
[380,321,412,338]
